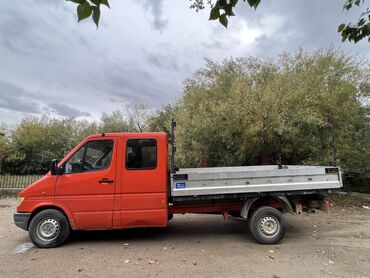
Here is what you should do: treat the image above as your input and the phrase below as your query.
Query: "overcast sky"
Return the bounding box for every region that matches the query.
[0,0,369,126]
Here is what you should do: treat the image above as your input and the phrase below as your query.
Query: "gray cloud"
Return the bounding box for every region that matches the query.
[99,61,170,105]
[0,1,71,59]
[0,0,369,126]
[0,81,90,118]
[138,0,168,32]
[234,0,370,58]
[143,47,181,72]
[145,52,179,72]
[34,0,64,7]
[48,102,91,117]
[202,40,230,50]
[0,9,40,55]
[0,81,42,113]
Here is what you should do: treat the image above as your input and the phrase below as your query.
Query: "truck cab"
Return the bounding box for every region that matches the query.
[15,132,169,247]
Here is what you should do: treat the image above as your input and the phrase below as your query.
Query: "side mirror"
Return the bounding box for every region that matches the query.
[50,159,58,175]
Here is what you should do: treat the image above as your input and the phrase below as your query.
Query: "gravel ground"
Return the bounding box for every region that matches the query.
[0,197,369,278]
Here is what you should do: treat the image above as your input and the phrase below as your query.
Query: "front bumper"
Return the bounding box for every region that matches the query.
[13,212,31,231]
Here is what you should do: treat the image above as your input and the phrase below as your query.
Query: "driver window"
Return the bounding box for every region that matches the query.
[65,140,114,174]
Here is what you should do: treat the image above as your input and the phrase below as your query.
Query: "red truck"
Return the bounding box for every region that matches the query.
[14,125,342,248]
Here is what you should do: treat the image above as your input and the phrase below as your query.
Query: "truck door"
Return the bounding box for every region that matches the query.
[55,138,116,229]
[121,135,168,228]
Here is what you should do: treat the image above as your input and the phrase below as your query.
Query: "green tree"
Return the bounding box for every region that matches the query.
[148,102,179,133]
[99,110,130,133]
[4,116,80,173]
[126,103,151,132]
[98,106,151,133]
[0,125,10,172]
[0,116,104,174]
[0,106,152,174]
[172,48,370,176]
[72,119,99,143]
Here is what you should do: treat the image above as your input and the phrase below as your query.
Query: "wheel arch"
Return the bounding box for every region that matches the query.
[240,196,294,219]
[28,204,76,230]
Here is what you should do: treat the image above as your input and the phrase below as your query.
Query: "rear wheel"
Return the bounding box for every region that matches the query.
[28,209,71,248]
[248,206,286,244]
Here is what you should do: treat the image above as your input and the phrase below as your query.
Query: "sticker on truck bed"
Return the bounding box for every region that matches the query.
[176,182,186,189]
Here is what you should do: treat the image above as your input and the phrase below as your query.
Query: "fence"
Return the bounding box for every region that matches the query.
[0,174,44,189]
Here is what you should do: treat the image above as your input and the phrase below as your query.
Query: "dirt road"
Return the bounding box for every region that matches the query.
[0,197,369,278]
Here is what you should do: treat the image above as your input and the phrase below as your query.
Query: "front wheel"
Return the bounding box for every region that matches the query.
[28,209,71,248]
[248,206,286,244]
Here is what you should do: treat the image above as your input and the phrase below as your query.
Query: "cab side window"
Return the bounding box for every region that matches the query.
[126,139,157,170]
[65,140,114,174]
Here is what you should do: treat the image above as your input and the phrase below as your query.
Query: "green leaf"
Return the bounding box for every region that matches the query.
[254,0,261,8]
[219,14,228,28]
[230,0,238,7]
[338,23,346,32]
[224,4,233,16]
[77,1,92,22]
[100,0,110,8]
[246,0,261,9]
[92,6,101,27]
[90,0,101,6]
[66,0,85,4]
[209,6,220,20]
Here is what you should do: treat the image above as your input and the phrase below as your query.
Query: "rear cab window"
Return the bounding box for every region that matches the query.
[126,139,157,170]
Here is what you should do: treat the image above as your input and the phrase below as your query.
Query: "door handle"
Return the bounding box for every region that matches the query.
[99,179,114,184]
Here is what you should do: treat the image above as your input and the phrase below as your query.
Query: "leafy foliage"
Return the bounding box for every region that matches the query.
[1,49,369,183]
[339,0,370,42]
[206,0,261,28]
[190,0,370,42]
[148,102,179,134]
[0,108,149,174]
[66,0,110,28]
[65,0,370,42]
[151,49,370,176]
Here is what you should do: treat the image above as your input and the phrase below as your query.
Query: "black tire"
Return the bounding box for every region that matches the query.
[248,206,286,244]
[28,209,71,248]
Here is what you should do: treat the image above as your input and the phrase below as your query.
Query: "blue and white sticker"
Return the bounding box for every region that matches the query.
[175,182,186,189]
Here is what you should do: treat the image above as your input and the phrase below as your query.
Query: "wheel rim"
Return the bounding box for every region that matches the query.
[259,216,280,237]
[36,218,60,242]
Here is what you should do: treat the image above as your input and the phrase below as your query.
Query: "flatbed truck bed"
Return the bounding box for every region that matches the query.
[171,165,341,197]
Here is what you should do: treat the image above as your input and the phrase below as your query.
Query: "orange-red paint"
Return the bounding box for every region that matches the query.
[16,133,169,230]
[16,132,246,230]
[170,203,242,214]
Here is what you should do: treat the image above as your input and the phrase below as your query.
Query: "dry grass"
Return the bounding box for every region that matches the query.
[329,192,370,208]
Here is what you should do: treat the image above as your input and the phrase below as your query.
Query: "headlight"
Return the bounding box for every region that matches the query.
[17,197,25,206]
